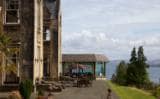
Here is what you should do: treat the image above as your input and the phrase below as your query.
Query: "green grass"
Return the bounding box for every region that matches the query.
[107,81,156,99]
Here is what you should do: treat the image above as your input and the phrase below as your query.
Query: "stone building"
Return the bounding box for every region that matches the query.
[0,0,61,85]
[43,0,62,80]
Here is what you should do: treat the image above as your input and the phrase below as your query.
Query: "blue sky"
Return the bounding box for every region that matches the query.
[61,0,160,60]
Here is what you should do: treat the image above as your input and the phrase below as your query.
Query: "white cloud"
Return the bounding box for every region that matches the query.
[129,36,160,47]
[62,0,160,60]
[63,30,160,60]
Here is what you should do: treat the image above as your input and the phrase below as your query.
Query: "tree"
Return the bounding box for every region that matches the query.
[0,34,17,73]
[0,34,10,73]
[0,33,18,85]
[137,46,147,62]
[126,46,150,86]
[0,34,11,55]
[115,61,127,85]
[126,63,139,85]
[136,46,149,85]
[126,47,138,85]
[130,47,137,64]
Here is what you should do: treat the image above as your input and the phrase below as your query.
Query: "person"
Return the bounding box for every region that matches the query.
[47,92,53,99]
[107,88,112,99]
[99,72,103,79]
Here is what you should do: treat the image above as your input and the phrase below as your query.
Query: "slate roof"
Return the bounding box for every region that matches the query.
[62,54,109,62]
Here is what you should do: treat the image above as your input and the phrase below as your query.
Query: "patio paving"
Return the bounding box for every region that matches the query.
[53,80,119,99]
[0,80,119,99]
[0,92,9,99]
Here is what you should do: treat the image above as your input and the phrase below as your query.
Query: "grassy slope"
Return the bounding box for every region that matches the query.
[107,81,156,99]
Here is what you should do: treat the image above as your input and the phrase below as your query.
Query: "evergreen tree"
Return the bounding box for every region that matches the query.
[126,47,138,85]
[137,46,149,85]
[137,46,147,62]
[115,61,127,85]
[126,63,139,85]
[130,47,137,63]
[126,46,150,86]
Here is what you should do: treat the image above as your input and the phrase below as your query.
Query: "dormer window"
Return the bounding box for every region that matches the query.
[5,0,20,24]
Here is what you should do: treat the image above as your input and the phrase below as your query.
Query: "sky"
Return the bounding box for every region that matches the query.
[61,0,160,60]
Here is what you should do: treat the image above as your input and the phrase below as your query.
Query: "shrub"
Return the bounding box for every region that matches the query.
[38,89,44,96]
[19,79,33,99]
[111,73,116,83]
[142,82,156,90]
[36,89,45,99]
[153,87,160,98]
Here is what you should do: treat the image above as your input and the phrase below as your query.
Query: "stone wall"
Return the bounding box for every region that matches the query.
[44,0,62,80]
[0,0,61,83]
[20,0,34,81]
[0,0,35,81]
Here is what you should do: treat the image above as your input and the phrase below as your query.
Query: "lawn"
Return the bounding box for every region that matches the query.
[107,81,156,99]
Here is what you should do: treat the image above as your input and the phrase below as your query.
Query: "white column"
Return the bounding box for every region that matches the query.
[33,0,43,85]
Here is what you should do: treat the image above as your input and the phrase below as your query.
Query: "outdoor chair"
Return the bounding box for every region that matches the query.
[77,77,92,87]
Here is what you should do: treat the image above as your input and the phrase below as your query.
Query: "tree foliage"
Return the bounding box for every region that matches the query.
[136,46,149,84]
[0,33,17,74]
[115,61,127,85]
[114,46,150,87]
[137,46,147,62]
[126,46,149,86]
[19,80,33,99]
[130,47,137,64]
[0,33,11,55]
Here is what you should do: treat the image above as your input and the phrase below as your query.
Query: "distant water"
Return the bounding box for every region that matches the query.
[106,61,160,84]
[148,67,160,84]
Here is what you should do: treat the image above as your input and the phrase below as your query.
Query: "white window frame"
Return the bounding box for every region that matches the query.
[4,0,20,25]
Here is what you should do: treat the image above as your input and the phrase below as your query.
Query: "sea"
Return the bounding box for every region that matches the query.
[106,61,160,84]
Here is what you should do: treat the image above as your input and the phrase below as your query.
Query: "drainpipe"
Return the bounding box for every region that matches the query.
[0,7,4,85]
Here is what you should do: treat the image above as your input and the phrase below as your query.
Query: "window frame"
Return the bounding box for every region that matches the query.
[4,0,20,25]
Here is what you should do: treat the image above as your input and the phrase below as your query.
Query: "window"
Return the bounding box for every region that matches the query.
[5,0,20,24]
[44,29,50,41]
